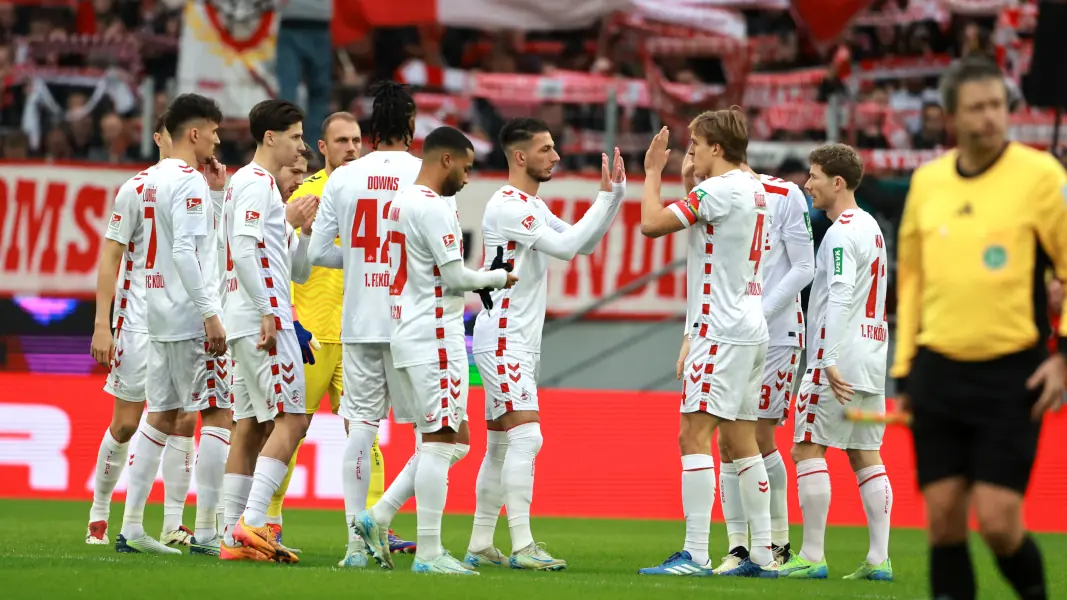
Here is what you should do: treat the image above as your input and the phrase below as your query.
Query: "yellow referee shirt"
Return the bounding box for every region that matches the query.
[892,143,1067,382]
[292,169,344,343]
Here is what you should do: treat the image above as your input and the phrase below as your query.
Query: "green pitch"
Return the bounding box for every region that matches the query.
[1,499,1063,599]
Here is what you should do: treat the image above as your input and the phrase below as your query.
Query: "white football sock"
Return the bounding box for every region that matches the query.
[503,423,542,553]
[161,435,194,534]
[89,428,129,522]
[856,465,893,565]
[120,423,168,540]
[371,450,418,528]
[469,430,508,551]
[194,426,230,540]
[343,422,378,541]
[414,442,453,561]
[242,457,289,529]
[763,450,790,547]
[718,461,748,552]
[681,454,715,566]
[796,458,831,563]
[735,454,773,566]
[223,473,253,546]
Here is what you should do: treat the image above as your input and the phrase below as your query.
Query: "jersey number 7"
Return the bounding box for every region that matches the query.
[144,206,158,269]
[351,198,392,263]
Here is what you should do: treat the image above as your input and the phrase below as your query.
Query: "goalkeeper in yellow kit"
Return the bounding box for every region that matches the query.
[266,111,415,554]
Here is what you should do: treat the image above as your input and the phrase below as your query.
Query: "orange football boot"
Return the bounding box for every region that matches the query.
[233,517,299,564]
[220,540,272,562]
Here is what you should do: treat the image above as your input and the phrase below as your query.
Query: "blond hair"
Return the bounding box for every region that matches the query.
[688,106,748,164]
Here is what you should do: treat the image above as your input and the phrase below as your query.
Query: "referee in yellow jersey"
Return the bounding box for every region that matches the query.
[893,57,1067,600]
[265,111,413,552]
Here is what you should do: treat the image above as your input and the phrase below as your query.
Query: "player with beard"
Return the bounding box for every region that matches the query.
[352,126,517,575]
[463,118,625,570]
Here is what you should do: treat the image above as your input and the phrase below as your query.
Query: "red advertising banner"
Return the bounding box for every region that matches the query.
[2,372,1067,531]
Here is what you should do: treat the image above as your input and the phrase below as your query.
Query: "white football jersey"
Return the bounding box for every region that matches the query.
[105,166,154,334]
[317,151,422,343]
[472,185,561,354]
[759,174,813,347]
[386,185,466,368]
[141,158,221,341]
[211,189,227,301]
[668,169,769,345]
[806,209,888,393]
[224,162,297,341]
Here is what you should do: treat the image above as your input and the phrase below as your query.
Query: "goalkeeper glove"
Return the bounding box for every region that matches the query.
[476,245,513,311]
[293,320,320,365]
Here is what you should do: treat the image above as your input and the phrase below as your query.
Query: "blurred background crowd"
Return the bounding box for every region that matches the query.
[0,0,1060,245]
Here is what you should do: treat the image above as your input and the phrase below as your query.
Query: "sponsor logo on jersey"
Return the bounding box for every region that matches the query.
[442,233,457,249]
[803,211,814,240]
[686,189,706,215]
[108,213,122,232]
[832,247,843,275]
[186,197,203,215]
[521,215,537,231]
[245,210,260,227]
[983,244,1007,270]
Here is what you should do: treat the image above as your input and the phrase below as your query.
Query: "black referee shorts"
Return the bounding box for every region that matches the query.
[909,346,1044,494]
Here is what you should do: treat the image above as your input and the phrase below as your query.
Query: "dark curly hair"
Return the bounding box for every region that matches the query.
[367,80,416,149]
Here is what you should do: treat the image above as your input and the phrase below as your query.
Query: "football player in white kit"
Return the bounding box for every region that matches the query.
[714,165,815,572]
[308,83,424,568]
[219,100,317,563]
[116,95,232,555]
[463,118,625,571]
[637,111,777,578]
[352,126,517,575]
[87,114,200,547]
[779,144,894,582]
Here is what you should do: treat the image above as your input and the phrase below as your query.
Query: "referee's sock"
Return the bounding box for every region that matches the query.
[995,535,1047,600]
[931,542,976,600]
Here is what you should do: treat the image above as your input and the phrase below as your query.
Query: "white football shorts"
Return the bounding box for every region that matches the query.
[759,345,801,423]
[792,373,885,450]
[147,337,233,413]
[393,355,469,434]
[340,342,412,424]
[474,350,540,421]
[211,350,231,408]
[681,337,767,422]
[104,328,149,402]
[230,329,306,423]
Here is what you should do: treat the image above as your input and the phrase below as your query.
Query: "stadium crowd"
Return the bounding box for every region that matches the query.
[0,0,1049,175]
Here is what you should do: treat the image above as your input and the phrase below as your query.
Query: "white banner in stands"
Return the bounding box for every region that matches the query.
[175,0,279,118]
[0,163,698,317]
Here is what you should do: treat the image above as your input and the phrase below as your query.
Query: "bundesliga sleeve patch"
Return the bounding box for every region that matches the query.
[521,215,538,231]
[442,233,457,249]
[186,197,203,215]
[832,247,844,275]
[245,210,260,227]
[108,213,122,232]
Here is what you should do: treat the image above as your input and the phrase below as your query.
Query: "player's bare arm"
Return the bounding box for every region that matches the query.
[640,127,686,238]
[90,239,126,366]
[1026,162,1067,418]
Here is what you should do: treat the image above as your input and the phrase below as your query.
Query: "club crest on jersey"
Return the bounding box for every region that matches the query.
[245,210,261,227]
[186,197,203,215]
[108,213,122,232]
[442,234,457,250]
[521,215,538,231]
[832,247,843,275]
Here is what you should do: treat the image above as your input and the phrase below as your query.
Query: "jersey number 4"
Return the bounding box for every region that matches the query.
[749,213,766,274]
[351,198,392,263]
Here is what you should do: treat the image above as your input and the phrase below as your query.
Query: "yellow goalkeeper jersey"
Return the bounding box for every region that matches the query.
[292,168,344,344]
